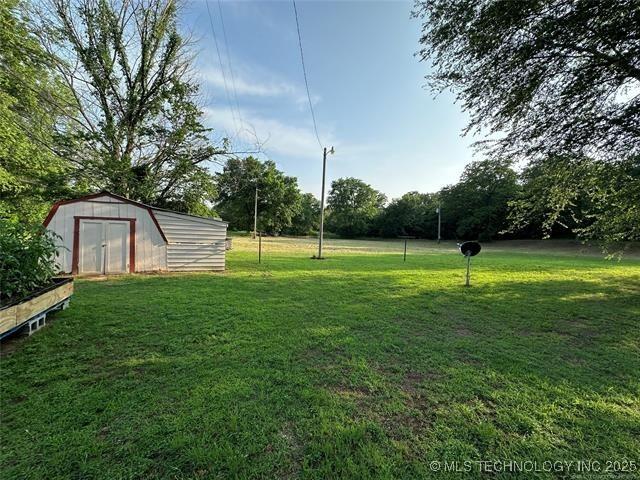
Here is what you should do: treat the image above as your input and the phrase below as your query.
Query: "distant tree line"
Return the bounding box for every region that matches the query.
[316,155,638,244]
[213,154,639,245]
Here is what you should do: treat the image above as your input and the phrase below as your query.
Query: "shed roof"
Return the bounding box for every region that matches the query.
[43,191,228,239]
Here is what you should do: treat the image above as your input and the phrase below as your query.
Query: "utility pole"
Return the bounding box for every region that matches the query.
[436,204,441,244]
[317,146,334,259]
[253,186,258,239]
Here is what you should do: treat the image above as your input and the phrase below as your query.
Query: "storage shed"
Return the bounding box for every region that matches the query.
[43,192,228,274]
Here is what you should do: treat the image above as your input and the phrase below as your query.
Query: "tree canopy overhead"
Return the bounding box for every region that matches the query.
[508,155,640,246]
[413,0,640,161]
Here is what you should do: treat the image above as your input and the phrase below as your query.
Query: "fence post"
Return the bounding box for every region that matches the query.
[258,232,262,264]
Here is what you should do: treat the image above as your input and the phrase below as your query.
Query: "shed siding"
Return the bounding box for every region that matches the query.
[167,244,226,271]
[153,210,227,271]
[47,200,167,273]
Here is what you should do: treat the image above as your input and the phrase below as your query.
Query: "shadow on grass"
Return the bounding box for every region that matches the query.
[1,256,638,479]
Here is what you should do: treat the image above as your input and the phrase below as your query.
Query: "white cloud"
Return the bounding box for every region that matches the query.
[204,106,378,163]
[198,64,319,108]
[199,67,297,98]
[204,106,329,159]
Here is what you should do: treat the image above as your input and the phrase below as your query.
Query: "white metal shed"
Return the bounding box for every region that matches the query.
[43,192,228,274]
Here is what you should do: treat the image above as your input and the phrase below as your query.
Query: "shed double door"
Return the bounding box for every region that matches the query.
[79,220,129,274]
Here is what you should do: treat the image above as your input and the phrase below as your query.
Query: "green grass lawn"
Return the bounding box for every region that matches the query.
[1,238,639,479]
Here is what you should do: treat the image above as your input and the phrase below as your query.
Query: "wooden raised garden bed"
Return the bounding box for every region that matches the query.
[0,278,73,339]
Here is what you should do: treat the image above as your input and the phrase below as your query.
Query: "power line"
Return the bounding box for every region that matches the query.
[217,0,244,131]
[205,0,239,137]
[292,0,323,150]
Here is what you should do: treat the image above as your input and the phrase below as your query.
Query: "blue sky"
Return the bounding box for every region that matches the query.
[182,0,478,200]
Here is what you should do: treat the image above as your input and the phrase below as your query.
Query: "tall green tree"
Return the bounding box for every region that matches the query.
[326,177,386,238]
[37,0,224,212]
[439,159,519,241]
[0,0,77,222]
[285,193,320,236]
[414,0,640,162]
[375,191,439,238]
[215,157,302,234]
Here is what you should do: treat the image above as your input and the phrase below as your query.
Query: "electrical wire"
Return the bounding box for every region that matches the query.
[205,0,239,136]
[292,0,323,150]
[217,0,244,132]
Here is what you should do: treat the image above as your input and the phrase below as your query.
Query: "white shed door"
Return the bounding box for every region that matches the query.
[79,220,129,274]
[80,221,103,273]
[105,222,128,273]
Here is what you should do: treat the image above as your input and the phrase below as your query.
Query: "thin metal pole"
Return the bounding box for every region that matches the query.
[253,187,258,239]
[318,147,327,259]
[403,239,407,262]
[258,232,262,263]
[465,254,471,287]
[437,204,441,244]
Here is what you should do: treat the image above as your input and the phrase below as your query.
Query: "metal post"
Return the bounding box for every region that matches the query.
[258,232,262,263]
[403,239,407,262]
[318,147,327,259]
[465,254,471,287]
[437,204,441,244]
[253,187,258,239]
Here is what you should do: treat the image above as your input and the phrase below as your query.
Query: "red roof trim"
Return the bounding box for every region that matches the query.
[43,191,168,243]
[43,192,108,228]
[147,209,168,242]
[42,204,60,228]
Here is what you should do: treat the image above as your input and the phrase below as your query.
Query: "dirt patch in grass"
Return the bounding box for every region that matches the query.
[474,393,498,416]
[556,320,599,346]
[518,328,536,337]
[277,421,303,479]
[329,385,370,399]
[96,426,110,440]
[385,391,439,440]
[375,370,444,440]
[381,409,433,440]
[455,326,473,337]
[455,351,484,367]
[298,345,347,365]
[7,394,27,405]
[402,370,442,395]
[0,337,23,358]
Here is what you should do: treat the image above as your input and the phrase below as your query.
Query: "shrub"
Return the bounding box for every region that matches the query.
[0,220,60,304]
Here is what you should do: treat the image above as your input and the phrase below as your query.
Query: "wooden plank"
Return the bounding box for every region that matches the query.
[15,282,74,325]
[0,306,17,334]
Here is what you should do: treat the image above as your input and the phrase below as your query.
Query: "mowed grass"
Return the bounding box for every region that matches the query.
[1,237,639,479]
